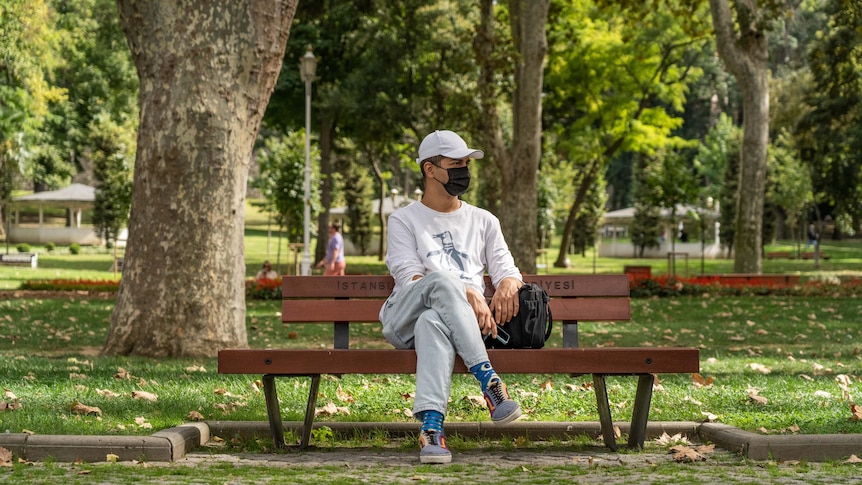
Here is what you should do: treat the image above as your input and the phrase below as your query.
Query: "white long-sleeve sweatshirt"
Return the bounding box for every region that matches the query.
[383,200,522,299]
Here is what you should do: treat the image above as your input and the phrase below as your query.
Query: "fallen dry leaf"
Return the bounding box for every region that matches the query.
[134,417,152,429]
[695,444,715,454]
[314,401,349,417]
[96,389,121,398]
[106,453,119,463]
[701,411,718,422]
[0,401,22,412]
[336,388,355,403]
[692,373,714,388]
[0,447,12,467]
[846,454,862,463]
[3,389,17,400]
[670,445,707,462]
[464,395,485,407]
[70,402,102,416]
[131,391,158,402]
[849,404,862,422]
[187,410,205,421]
[748,363,772,374]
[114,367,131,379]
[185,364,207,373]
[655,432,690,446]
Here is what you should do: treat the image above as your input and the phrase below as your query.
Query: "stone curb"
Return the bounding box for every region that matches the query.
[0,422,208,463]
[2,421,859,463]
[699,423,862,461]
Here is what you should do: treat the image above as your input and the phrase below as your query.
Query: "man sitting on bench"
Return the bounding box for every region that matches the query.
[381,130,524,464]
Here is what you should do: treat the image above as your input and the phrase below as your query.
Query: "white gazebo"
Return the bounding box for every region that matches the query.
[8,183,108,245]
[598,204,722,259]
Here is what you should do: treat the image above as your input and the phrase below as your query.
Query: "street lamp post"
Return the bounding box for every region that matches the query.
[700,196,713,275]
[299,46,317,276]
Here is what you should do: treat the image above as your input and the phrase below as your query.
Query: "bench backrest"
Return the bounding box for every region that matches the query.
[281,274,630,349]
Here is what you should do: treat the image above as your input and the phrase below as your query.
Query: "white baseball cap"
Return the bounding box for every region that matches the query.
[416,130,484,164]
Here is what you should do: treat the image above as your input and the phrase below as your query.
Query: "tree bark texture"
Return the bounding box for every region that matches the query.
[709,0,769,274]
[502,0,549,274]
[104,0,298,357]
[473,0,505,217]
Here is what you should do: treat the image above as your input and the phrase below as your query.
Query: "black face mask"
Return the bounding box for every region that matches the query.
[436,166,471,196]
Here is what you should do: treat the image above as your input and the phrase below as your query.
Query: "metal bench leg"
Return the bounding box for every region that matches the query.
[628,374,654,449]
[262,374,286,449]
[300,374,322,450]
[592,374,618,451]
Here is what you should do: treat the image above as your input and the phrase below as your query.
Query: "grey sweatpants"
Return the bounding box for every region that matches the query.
[380,271,489,417]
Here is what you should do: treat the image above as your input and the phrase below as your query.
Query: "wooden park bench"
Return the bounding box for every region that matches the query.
[801,251,830,260]
[218,274,700,452]
[0,252,38,268]
[765,251,793,260]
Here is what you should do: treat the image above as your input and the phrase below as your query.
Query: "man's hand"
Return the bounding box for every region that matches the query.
[466,287,497,338]
[490,277,522,325]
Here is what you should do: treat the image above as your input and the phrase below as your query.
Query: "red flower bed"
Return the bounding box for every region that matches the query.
[20,279,120,292]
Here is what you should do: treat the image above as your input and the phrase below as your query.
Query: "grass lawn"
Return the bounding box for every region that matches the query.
[1,204,861,442]
[1,294,860,441]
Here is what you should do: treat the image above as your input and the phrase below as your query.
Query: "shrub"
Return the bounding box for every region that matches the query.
[69,243,81,255]
[19,279,120,292]
[45,242,56,252]
[16,243,31,253]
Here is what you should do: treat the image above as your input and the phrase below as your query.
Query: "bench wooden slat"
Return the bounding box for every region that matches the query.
[218,348,699,375]
[281,297,629,323]
[281,274,631,298]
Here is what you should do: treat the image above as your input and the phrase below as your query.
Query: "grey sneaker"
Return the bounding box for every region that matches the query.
[483,379,521,425]
[419,429,451,464]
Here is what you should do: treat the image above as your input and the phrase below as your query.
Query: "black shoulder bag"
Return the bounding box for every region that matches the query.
[484,283,553,349]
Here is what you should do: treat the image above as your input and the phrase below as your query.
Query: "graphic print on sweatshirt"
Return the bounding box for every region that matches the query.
[426,231,471,280]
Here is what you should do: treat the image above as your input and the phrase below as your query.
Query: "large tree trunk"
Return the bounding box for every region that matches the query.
[104,1,298,357]
[709,0,769,274]
[315,113,336,265]
[473,0,506,216]
[501,0,549,274]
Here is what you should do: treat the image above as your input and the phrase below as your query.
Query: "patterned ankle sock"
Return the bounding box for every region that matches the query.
[418,410,445,433]
[469,361,500,390]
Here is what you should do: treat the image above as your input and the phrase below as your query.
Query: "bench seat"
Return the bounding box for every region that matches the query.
[0,253,38,268]
[219,348,699,376]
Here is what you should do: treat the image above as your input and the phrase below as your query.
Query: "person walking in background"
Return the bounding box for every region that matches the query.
[380,130,523,464]
[316,223,346,276]
[255,260,278,281]
[805,223,818,250]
